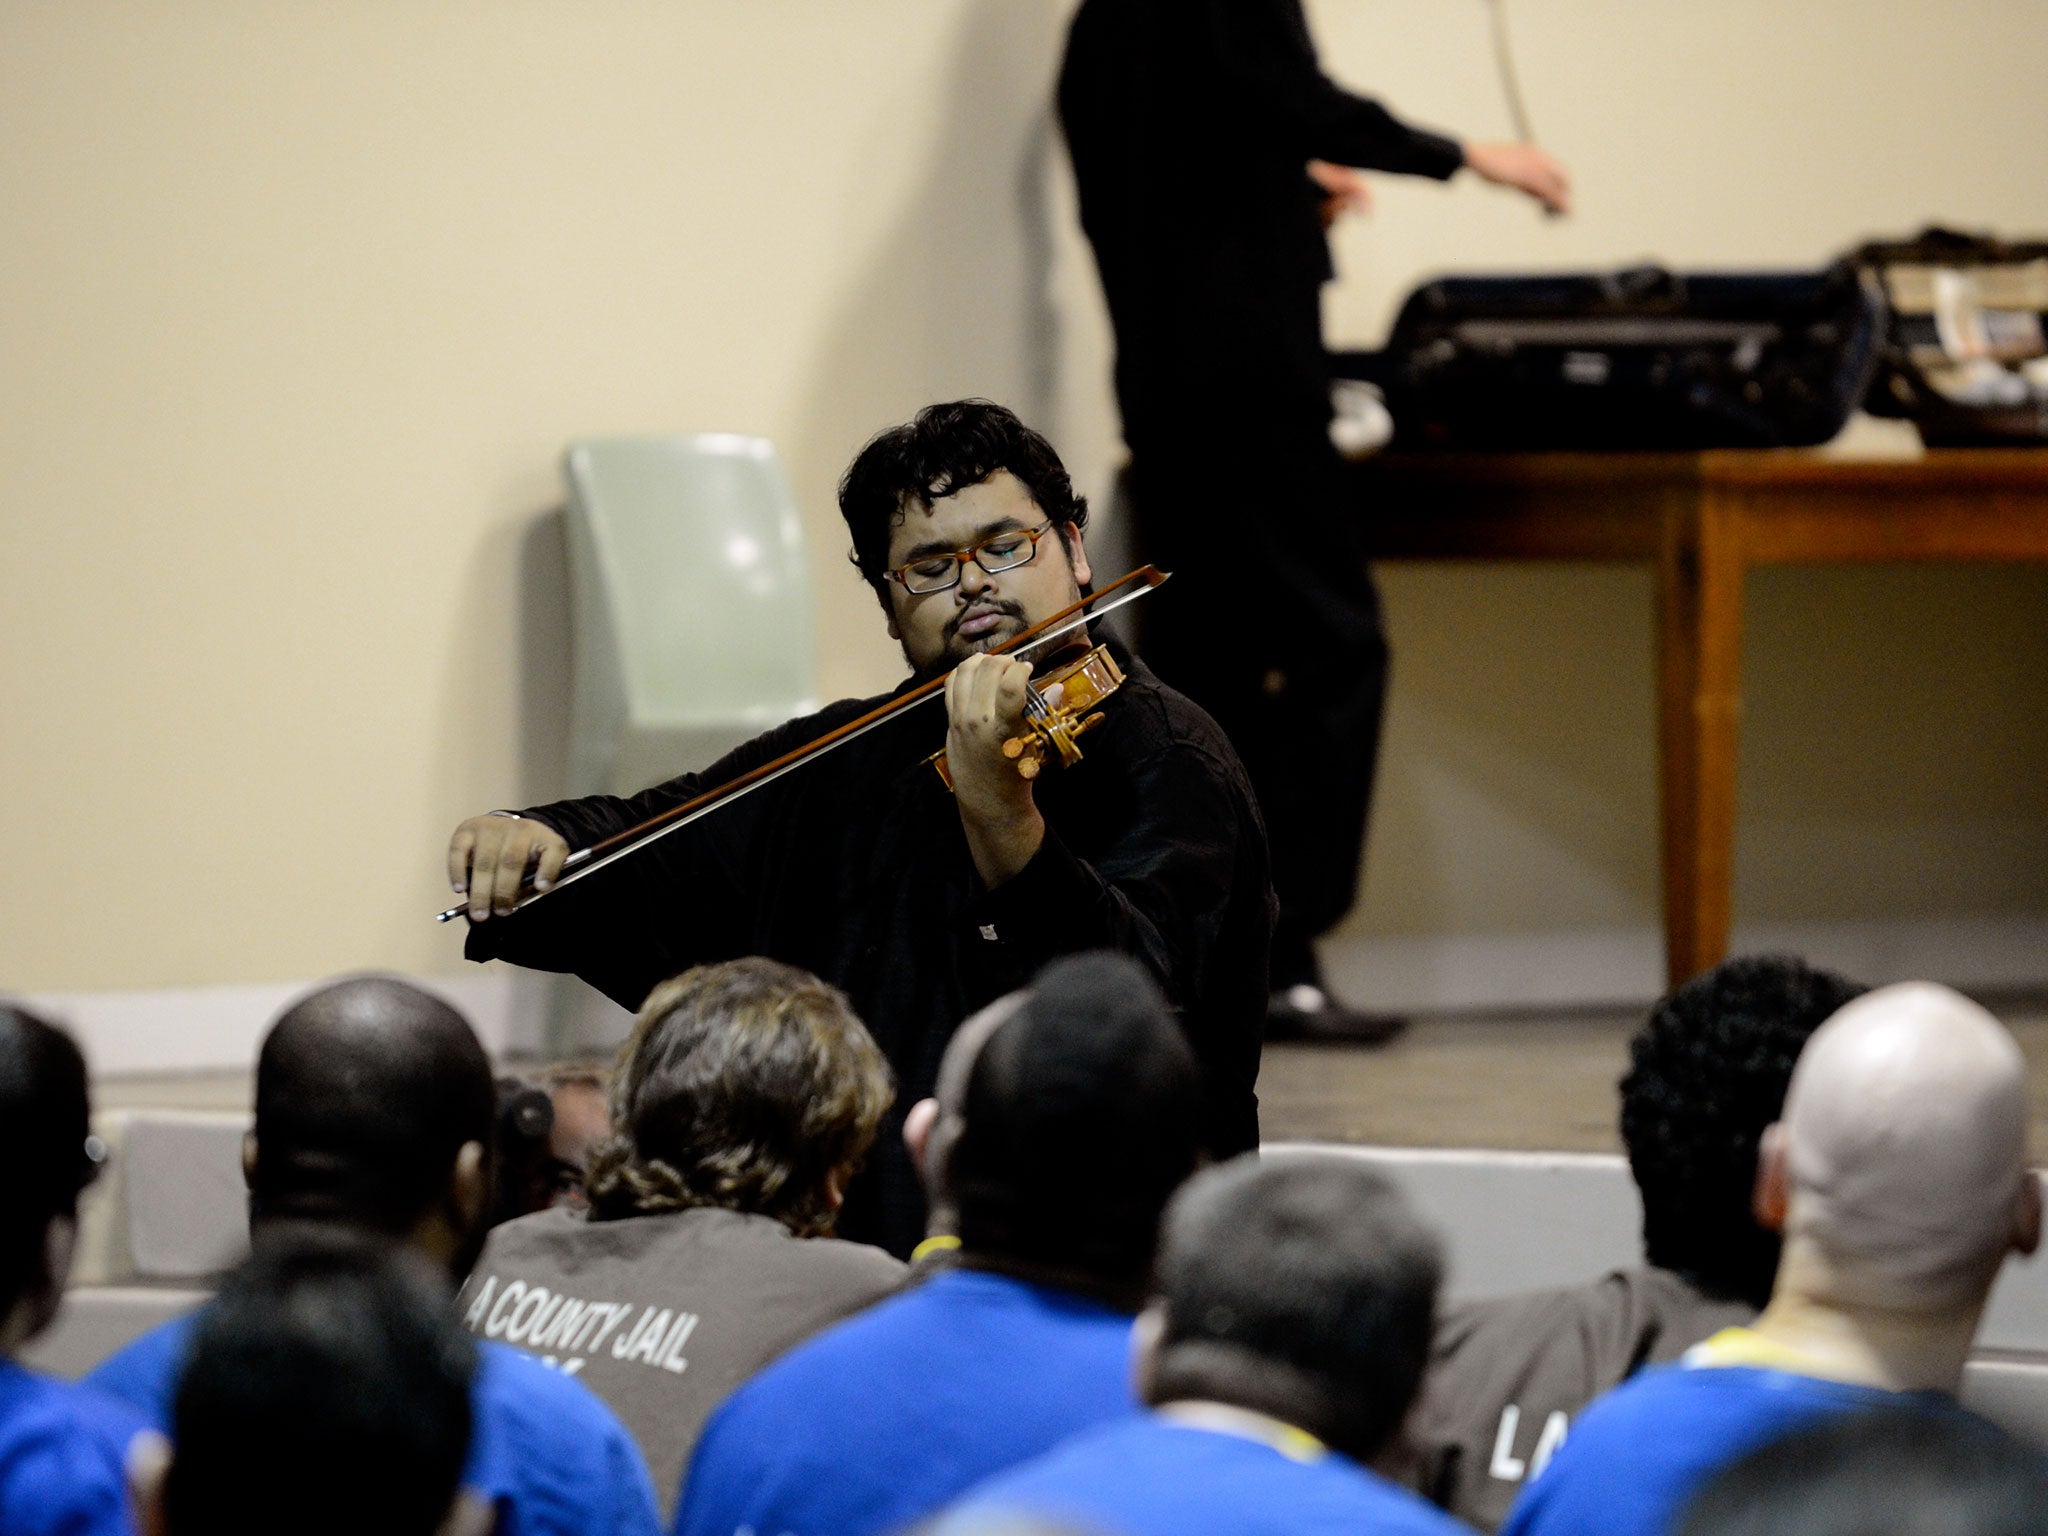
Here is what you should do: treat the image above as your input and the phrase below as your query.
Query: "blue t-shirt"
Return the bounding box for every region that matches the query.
[673,1267,1140,1536]
[1,1359,150,1536]
[1498,1362,1910,1536]
[88,1311,661,1536]
[946,1412,1475,1536]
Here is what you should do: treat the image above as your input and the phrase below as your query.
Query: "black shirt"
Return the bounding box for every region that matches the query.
[1059,0,1464,440]
[467,643,1274,1254]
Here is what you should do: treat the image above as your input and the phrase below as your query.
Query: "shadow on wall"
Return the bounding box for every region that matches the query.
[786,0,1068,661]
[516,506,573,809]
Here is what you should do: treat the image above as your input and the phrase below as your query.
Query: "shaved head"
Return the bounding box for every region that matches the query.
[1779,982,2033,1308]
[252,976,494,1240]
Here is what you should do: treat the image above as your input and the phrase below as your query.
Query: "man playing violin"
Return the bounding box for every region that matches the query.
[451,400,1273,1256]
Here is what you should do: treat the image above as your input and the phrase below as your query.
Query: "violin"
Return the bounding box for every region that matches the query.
[926,643,1125,791]
[435,566,1168,923]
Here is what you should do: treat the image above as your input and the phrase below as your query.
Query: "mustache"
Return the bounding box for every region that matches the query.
[944,598,1025,643]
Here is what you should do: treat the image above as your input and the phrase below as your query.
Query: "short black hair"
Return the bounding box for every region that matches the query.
[1621,954,1865,1307]
[163,1236,475,1536]
[949,952,1200,1288]
[837,399,1089,604]
[1678,1404,2048,1536]
[1149,1156,1444,1466]
[251,976,495,1236]
[0,1005,100,1318]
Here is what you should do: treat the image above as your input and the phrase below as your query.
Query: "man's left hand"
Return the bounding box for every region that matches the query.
[1307,160,1373,228]
[943,652,1047,889]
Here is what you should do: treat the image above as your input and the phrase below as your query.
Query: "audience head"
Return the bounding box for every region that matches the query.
[541,1060,612,1209]
[910,951,1203,1300]
[1759,981,2038,1313]
[249,975,495,1274]
[1142,1155,1445,1468]
[1620,954,1867,1307]
[141,1235,475,1536]
[488,1073,560,1228]
[0,1005,104,1350]
[584,958,893,1237]
[1678,1403,2048,1536]
[837,398,1090,615]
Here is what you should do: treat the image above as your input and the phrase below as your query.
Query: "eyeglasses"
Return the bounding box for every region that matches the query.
[886,523,1056,595]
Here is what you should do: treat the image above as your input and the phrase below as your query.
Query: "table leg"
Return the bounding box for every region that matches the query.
[1655,488,1745,987]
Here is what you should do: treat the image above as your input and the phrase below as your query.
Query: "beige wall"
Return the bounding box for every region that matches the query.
[2,0,2045,995]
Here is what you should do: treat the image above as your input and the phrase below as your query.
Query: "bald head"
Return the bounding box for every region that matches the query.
[251,976,494,1243]
[1775,982,2035,1309]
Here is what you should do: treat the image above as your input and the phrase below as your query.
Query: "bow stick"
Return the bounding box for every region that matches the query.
[435,565,1170,923]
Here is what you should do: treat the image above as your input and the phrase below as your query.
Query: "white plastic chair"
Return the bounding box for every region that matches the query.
[562,435,818,797]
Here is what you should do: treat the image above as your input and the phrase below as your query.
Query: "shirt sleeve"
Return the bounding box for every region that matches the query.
[462,704,865,1011]
[974,730,1269,1025]
[1198,0,1465,178]
[605,1423,664,1536]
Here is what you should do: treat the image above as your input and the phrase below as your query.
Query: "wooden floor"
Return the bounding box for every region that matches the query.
[96,991,2048,1156]
[1258,992,2048,1154]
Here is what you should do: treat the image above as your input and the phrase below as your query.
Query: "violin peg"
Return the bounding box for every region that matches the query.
[1015,756,1041,781]
[1001,737,1027,760]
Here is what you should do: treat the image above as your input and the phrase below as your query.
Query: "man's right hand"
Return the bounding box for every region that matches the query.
[1462,140,1573,216]
[447,814,570,922]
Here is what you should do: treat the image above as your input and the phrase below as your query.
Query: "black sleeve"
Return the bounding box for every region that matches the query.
[973,735,1265,1018]
[461,704,866,1011]
[1202,0,1465,178]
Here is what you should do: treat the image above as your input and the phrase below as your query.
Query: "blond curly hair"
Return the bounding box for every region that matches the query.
[583,958,893,1237]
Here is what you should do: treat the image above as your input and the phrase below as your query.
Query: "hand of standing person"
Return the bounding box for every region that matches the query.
[1462,141,1573,215]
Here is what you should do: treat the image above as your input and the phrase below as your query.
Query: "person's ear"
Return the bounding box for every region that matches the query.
[1060,523,1092,588]
[2012,1170,2043,1258]
[1752,1123,1790,1233]
[450,1141,488,1234]
[241,1131,258,1191]
[821,1164,848,1215]
[902,1098,940,1177]
[129,1431,172,1536]
[1130,1301,1167,1406]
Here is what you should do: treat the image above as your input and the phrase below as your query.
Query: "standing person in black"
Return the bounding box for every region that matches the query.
[452,400,1273,1257]
[1059,0,1570,1039]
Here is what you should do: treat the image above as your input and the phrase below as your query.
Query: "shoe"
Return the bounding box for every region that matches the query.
[1264,984,1409,1047]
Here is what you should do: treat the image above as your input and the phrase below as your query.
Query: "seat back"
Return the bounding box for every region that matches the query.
[1263,1142,2048,1355]
[563,435,817,795]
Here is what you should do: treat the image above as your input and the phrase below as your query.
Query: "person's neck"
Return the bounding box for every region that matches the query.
[1155,1400,1326,1458]
[1747,1247,1984,1395]
[957,1249,1147,1314]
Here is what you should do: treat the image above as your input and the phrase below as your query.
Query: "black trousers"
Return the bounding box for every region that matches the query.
[1124,406,1389,992]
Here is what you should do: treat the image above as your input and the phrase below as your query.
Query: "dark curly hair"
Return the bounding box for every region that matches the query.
[584,959,893,1237]
[837,399,1089,611]
[1620,954,1865,1307]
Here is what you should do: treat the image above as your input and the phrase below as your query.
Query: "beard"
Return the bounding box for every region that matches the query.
[904,598,1029,681]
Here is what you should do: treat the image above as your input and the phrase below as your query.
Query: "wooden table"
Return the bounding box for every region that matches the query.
[1352,449,2048,987]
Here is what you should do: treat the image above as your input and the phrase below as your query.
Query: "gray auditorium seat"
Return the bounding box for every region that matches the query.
[562,434,817,797]
[21,1286,208,1379]
[1264,1143,2048,1355]
[72,1110,250,1286]
[1962,1355,2048,1448]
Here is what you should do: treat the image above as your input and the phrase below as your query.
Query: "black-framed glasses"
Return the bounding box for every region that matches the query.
[886,523,1056,595]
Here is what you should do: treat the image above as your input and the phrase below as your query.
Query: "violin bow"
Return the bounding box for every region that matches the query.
[435,565,1170,923]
